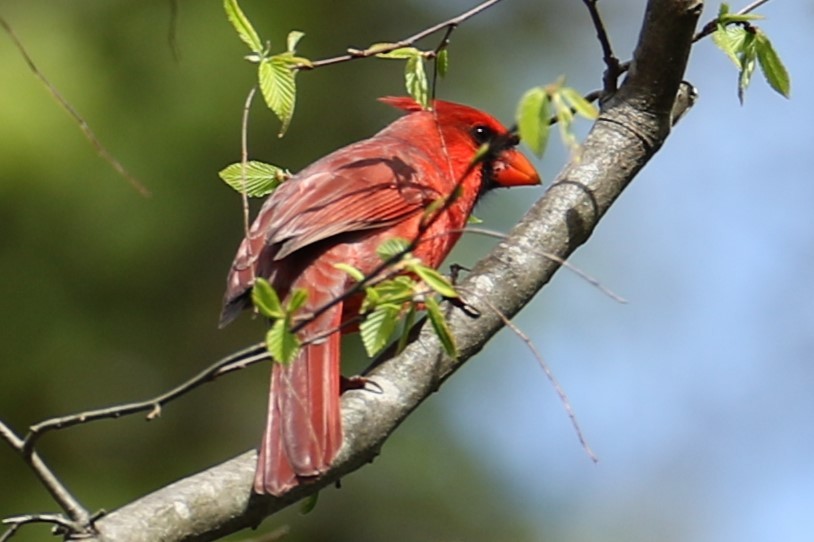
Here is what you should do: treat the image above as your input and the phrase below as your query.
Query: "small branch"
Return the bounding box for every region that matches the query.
[296,0,504,70]
[464,289,598,462]
[1,513,94,541]
[0,421,91,530]
[593,0,769,95]
[430,24,456,100]
[0,16,150,197]
[693,0,773,41]
[239,86,259,285]
[550,89,603,126]
[22,343,267,455]
[582,0,622,93]
[463,227,627,303]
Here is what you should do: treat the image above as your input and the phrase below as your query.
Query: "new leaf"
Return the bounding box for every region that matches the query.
[224,0,263,54]
[219,161,290,197]
[516,87,550,158]
[755,32,790,98]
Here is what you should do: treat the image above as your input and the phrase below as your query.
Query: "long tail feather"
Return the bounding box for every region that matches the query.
[254,303,343,495]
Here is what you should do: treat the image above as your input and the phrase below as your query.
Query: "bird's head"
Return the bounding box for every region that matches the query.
[379,96,540,189]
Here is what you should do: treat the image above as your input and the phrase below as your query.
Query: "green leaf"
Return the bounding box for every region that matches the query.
[219,160,290,197]
[359,303,401,357]
[436,49,449,78]
[223,0,263,54]
[737,31,758,104]
[721,13,763,23]
[377,237,410,261]
[395,305,417,354]
[738,57,756,104]
[553,92,574,126]
[287,30,305,53]
[405,55,429,110]
[755,32,790,98]
[369,276,416,307]
[411,264,459,299]
[560,87,599,120]
[467,214,482,225]
[299,492,319,514]
[287,288,309,312]
[252,279,284,319]
[259,56,297,137]
[266,318,300,364]
[551,91,578,150]
[713,24,748,68]
[424,296,457,358]
[718,2,763,24]
[334,262,365,282]
[361,286,380,313]
[375,46,421,60]
[516,87,550,158]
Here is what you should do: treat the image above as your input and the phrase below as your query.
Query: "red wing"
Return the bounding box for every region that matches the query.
[239,137,441,266]
[221,137,444,324]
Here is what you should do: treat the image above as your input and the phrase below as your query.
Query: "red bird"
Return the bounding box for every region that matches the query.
[220,97,539,495]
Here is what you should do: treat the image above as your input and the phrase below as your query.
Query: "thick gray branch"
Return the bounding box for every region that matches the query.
[85,1,702,540]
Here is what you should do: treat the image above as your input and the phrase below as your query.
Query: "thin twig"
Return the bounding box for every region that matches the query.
[430,24,456,100]
[549,89,603,126]
[22,342,267,455]
[461,289,598,463]
[239,86,259,286]
[4,341,270,533]
[693,0,772,41]
[0,421,90,527]
[0,522,17,542]
[581,0,621,93]
[602,1,776,89]
[1,513,95,541]
[463,227,627,303]
[296,0,504,70]
[0,16,150,197]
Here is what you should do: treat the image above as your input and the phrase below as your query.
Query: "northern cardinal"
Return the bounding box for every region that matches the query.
[220,97,539,495]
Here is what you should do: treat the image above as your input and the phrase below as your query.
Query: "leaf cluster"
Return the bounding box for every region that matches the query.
[711,3,790,103]
[224,0,312,136]
[251,279,308,364]
[246,238,460,366]
[515,78,598,161]
[339,237,459,360]
[373,45,448,110]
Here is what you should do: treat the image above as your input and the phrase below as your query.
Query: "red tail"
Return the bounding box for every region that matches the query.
[253,303,343,495]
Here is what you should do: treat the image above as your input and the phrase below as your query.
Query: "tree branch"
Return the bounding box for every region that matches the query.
[20,343,268,456]
[74,1,702,540]
[299,0,504,69]
[582,0,622,92]
[0,16,149,197]
[0,421,91,533]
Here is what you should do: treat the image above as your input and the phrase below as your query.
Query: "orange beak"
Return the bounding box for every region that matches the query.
[490,148,540,187]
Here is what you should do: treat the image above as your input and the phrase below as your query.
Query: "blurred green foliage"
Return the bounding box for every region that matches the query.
[0,1,547,540]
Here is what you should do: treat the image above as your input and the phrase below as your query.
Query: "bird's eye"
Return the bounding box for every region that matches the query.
[471,125,495,144]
